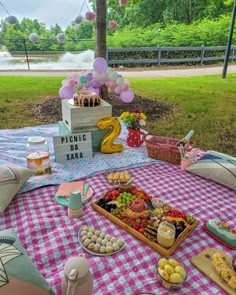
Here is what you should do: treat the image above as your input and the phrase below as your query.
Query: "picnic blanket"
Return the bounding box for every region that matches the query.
[0,123,164,193]
[0,163,235,295]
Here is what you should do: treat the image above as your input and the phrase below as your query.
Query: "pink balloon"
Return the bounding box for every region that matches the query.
[120,83,129,91]
[119,0,128,5]
[120,88,134,103]
[108,20,118,29]
[109,81,117,89]
[114,86,121,95]
[85,11,96,21]
[93,57,108,73]
[59,86,75,99]
[105,81,110,87]
[68,79,76,87]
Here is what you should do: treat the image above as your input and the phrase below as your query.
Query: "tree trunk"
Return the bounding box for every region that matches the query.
[95,0,107,58]
[95,0,109,100]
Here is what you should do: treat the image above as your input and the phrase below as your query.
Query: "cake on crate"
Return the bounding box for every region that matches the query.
[61,97,112,133]
[59,90,112,153]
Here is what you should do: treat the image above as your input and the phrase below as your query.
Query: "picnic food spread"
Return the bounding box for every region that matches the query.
[93,184,198,255]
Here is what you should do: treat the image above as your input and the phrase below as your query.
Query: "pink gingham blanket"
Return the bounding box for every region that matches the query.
[0,162,235,295]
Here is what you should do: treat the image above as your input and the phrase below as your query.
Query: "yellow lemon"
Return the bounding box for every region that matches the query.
[169,272,183,284]
[175,265,186,278]
[164,264,174,275]
[159,269,169,281]
[168,258,180,267]
[158,257,169,269]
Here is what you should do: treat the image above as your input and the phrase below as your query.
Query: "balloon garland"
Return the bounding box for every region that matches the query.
[58,57,135,103]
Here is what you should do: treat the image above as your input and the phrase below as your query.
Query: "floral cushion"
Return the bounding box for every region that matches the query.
[0,228,54,294]
[186,150,236,190]
[0,166,33,213]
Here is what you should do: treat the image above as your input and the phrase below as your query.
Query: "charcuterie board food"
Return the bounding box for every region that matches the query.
[92,186,199,256]
[191,248,236,294]
[78,225,126,256]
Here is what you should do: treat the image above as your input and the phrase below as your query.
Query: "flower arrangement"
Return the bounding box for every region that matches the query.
[119,109,147,130]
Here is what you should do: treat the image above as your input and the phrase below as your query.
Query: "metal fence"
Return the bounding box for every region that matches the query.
[106,45,236,67]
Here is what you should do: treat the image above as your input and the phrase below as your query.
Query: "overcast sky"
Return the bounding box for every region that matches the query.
[0,0,92,29]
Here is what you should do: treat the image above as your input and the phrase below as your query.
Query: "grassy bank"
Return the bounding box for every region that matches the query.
[0,74,235,156]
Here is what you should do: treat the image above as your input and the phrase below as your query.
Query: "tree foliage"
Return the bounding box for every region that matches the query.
[0,1,234,52]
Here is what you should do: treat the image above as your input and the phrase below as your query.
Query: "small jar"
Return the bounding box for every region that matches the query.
[26,136,51,175]
[68,189,84,218]
[157,221,176,248]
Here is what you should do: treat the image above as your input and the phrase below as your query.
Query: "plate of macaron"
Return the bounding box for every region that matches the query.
[78,225,126,256]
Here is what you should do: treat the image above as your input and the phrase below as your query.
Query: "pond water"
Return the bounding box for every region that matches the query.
[0,50,94,70]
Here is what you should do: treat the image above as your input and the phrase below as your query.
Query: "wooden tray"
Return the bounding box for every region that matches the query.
[191,248,235,295]
[92,201,199,256]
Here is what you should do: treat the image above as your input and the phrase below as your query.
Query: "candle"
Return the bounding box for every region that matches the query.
[157,222,176,248]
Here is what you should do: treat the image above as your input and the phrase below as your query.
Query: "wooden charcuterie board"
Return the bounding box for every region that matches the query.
[191,248,235,295]
[92,188,199,256]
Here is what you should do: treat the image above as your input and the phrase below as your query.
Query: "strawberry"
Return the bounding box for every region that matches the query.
[139,228,145,234]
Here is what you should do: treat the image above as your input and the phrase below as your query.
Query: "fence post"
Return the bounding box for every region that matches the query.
[23,38,30,70]
[231,45,235,62]
[200,44,205,65]
[157,45,161,67]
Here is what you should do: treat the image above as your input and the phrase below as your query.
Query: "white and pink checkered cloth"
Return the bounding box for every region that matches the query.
[0,162,235,295]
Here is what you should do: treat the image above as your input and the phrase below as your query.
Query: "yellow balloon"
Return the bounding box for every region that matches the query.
[97,117,123,153]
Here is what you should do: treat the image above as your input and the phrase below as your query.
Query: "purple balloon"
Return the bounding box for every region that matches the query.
[86,72,93,81]
[91,80,101,88]
[120,88,134,103]
[93,57,108,73]
[86,86,100,94]
[59,86,75,99]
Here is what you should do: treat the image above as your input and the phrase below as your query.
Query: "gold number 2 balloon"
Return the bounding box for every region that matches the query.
[97,117,124,153]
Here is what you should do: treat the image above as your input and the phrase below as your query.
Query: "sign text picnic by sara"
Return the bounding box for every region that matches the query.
[53,133,93,164]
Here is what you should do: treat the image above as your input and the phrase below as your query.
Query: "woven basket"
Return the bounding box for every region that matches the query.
[145,134,181,164]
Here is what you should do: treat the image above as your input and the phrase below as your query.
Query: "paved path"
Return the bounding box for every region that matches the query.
[0,64,236,78]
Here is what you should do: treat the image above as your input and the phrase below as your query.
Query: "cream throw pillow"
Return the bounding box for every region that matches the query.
[186,150,236,190]
[0,166,33,213]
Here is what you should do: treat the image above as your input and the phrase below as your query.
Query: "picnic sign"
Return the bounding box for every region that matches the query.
[53,133,93,164]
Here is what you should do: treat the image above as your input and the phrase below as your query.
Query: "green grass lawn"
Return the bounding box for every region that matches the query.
[0,74,236,156]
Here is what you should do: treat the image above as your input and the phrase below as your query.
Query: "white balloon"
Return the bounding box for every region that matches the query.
[56,33,65,43]
[29,33,40,42]
[75,15,83,24]
[6,15,17,24]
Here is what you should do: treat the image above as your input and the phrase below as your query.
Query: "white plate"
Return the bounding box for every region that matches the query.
[78,226,126,256]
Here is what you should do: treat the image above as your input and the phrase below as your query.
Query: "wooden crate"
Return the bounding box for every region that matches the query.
[62,99,112,133]
[92,200,199,256]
